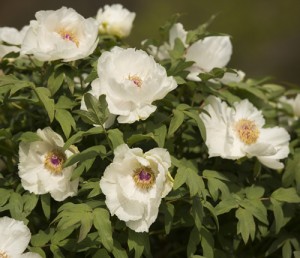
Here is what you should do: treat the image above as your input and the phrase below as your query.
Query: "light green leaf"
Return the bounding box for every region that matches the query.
[200,227,214,258]
[93,208,113,252]
[17,131,41,143]
[47,70,65,96]
[236,207,255,243]
[282,240,292,258]
[240,199,268,225]
[107,128,124,150]
[161,202,174,234]
[215,197,239,215]
[173,166,187,190]
[55,109,76,138]
[34,87,55,122]
[128,230,150,258]
[168,109,185,136]
[78,212,93,242]
[153,125,167,147]
[271,198,285,234]
[271,187,300,203]
[64,145,106,167]
[40,194,51,220]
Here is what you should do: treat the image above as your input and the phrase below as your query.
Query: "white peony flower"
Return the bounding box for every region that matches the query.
[0,26,29,58]
[200,96,290,169]
[185,35,244,83]
[96,4,136,38]
[100,144,173,232]
[0,216,42,258]
[21,7,98,62]
[18,127,79,201]
[147,23,188,60]
[279,94,300,118]
[147,23,244,83]
[88,46,177,124]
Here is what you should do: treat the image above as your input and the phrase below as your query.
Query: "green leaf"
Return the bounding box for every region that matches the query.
[40,194,51,220]
[9,192,24,220]
[200,227,214,258]
[47,70,65,96]
[153,125,167,147]
[107,129,124,150]
[34,87,55,122]
[168,109,185,136]
[31,229,53,247]
[187,227,201,257]
[271,187,300,203]
[64,145,106,168]
[282,151,300,187]
[17,131,41,143]
[78,212,93,242]
[184,110,206,141]
[63,127,104,151]
[23,193,38,216]
[240,199,268,225]
[206,177,230,201]
[271,198,285,234]
[84,93,109,125]
[245,186,265,199]
[93,208,113,252]
[55,109,76,138]
[282,240,292,258]
[186,168,205,197]
[112,240,127,258]
[169,38,186,59]
[0,75,34,96]
[236,207,255,243]
[92,249,111,258]
[0,189,11,207]
[202,170,229,182]
[173,166,187,190]
[192,197,203,230]
[215,197,239,215]
[128,230,150,258]
[161,202,174,234]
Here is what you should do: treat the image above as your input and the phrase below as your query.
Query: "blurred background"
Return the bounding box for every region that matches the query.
[1,0,300,85]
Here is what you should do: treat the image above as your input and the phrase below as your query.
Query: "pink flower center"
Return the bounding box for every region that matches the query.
[133,167,155,190]
[128,75,143,87]
[58,29,79,47]
[44,150,66,175]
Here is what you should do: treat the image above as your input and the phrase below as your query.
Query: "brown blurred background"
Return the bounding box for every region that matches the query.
[1,0,300,86]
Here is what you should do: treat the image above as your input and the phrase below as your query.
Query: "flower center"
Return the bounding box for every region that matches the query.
[0,251,9,258]
[44,149,66,175]
[132,167,156,190]
[128,75,143,87]
[235,119,259,145]
[58,29,79,47]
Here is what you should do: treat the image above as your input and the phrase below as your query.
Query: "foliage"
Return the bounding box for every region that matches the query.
[0,6,300,258]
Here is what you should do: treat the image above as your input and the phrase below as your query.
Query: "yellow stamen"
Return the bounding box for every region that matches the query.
[0,251,9,258]
[58,29,79,47]
[235,119,259,145]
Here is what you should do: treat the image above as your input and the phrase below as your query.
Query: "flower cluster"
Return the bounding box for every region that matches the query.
[0,3,299,258]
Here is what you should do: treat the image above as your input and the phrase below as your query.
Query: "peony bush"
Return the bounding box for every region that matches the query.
[0,3,300,258]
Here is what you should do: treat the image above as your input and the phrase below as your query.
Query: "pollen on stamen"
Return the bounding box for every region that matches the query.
[58,29,79,47]
[235,119,260,145]
[0,251,9,258]
[44,149,66,175]
[128,74,143,87]
[132,167,156,190]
